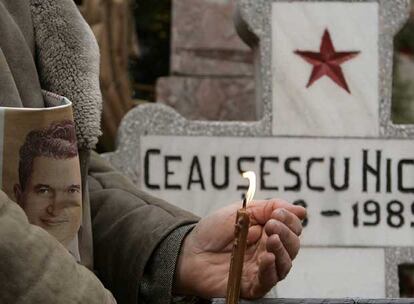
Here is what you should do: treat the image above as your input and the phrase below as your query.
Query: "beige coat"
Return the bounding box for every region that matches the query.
[0,0,198,303]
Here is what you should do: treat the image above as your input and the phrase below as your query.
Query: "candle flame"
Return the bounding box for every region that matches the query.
[242,171,256,206]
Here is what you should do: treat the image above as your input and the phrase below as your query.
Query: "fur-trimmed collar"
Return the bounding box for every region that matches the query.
[30,0,102,149]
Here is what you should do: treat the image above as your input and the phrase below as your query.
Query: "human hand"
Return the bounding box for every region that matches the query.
[174,199,306,299]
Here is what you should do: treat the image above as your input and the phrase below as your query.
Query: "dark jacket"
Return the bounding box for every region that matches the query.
[0,0,198,303]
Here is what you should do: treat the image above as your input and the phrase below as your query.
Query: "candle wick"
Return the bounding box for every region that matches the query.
[242,197,247,209]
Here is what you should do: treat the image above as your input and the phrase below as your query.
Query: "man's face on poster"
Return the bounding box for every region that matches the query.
[14,156,82,247]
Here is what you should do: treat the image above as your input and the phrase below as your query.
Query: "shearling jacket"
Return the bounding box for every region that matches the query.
[0,0,198,303]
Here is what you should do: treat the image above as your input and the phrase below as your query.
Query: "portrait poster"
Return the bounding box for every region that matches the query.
[0,91,81,260]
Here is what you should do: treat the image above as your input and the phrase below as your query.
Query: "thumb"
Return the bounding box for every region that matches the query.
[247,199,307,225]
[284,203,307,220]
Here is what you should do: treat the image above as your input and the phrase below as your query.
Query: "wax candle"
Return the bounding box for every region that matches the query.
[226,171,256,304]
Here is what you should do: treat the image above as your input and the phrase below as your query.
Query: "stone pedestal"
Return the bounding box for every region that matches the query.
[156,0,256,121]
[210,300,414,304]
[157,77,255,121]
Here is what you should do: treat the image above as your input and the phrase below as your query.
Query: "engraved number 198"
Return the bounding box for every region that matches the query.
[352,200,406,228]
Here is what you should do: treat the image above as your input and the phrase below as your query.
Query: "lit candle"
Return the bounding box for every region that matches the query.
[226,171,256,304]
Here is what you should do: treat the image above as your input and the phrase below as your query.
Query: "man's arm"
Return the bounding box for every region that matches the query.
[89,152,305,302]
[88,151,199,303]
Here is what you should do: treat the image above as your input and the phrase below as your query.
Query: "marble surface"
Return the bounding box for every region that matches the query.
[272,2,379,137]
[211,299,414,303]
[139,135,414,247]
[171,0,253,76]
[103,0,412,298]
[276,247,386,298]
[156,76,256,121]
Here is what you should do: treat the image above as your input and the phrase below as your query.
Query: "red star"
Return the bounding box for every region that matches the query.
[294,29,360,94]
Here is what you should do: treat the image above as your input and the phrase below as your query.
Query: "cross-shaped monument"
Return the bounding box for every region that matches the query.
[104,0,413,298]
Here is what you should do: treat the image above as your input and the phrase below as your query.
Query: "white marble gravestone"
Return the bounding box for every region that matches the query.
[272,2,379,137]
[104,0,413,298]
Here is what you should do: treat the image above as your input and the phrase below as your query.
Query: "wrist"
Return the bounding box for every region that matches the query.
[173,231,198,296]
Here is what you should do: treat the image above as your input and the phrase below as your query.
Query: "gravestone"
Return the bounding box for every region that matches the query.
[157,77,256,121]
[104,0,413,298]
[156,0,257,122]
[211,298,414,304]
[210,299,414,304]
[170,0,252,76]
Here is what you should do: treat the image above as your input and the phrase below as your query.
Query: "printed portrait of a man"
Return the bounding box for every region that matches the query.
[13,120,82,249]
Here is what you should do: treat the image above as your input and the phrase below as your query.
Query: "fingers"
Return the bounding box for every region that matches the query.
[265,198,306,220]
[248,252,277,298]
[250,232,294,298]
[247,207,302,248]
[292,204,307,220]
[247,225,262,245]
[267,234,292,281]
[279,202,306,221]
[272,208,303,236]
[265,218,300,259]
[248,199,307,225]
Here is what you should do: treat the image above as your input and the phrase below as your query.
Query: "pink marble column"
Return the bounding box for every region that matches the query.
[156,0,256,121]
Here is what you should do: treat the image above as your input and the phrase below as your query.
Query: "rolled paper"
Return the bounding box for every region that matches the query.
[226,208,250,304]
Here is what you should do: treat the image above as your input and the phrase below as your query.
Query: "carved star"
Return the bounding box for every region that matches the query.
[294,29,360,94]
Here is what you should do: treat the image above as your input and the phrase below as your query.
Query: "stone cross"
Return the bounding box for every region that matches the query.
[104,0,412,298]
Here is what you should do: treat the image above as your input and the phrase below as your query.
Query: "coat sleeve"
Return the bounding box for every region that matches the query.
[0,190,116,304]
[88,151,199,303]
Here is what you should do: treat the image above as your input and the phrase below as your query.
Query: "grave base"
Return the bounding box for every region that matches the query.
[211,299,414,304]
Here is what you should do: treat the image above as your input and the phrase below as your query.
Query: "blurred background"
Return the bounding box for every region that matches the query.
[393,0,414,125]
[75,0,414,297]
[75,0,414,153]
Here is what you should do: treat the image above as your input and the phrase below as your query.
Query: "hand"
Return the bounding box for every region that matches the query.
[174,199,306,299]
